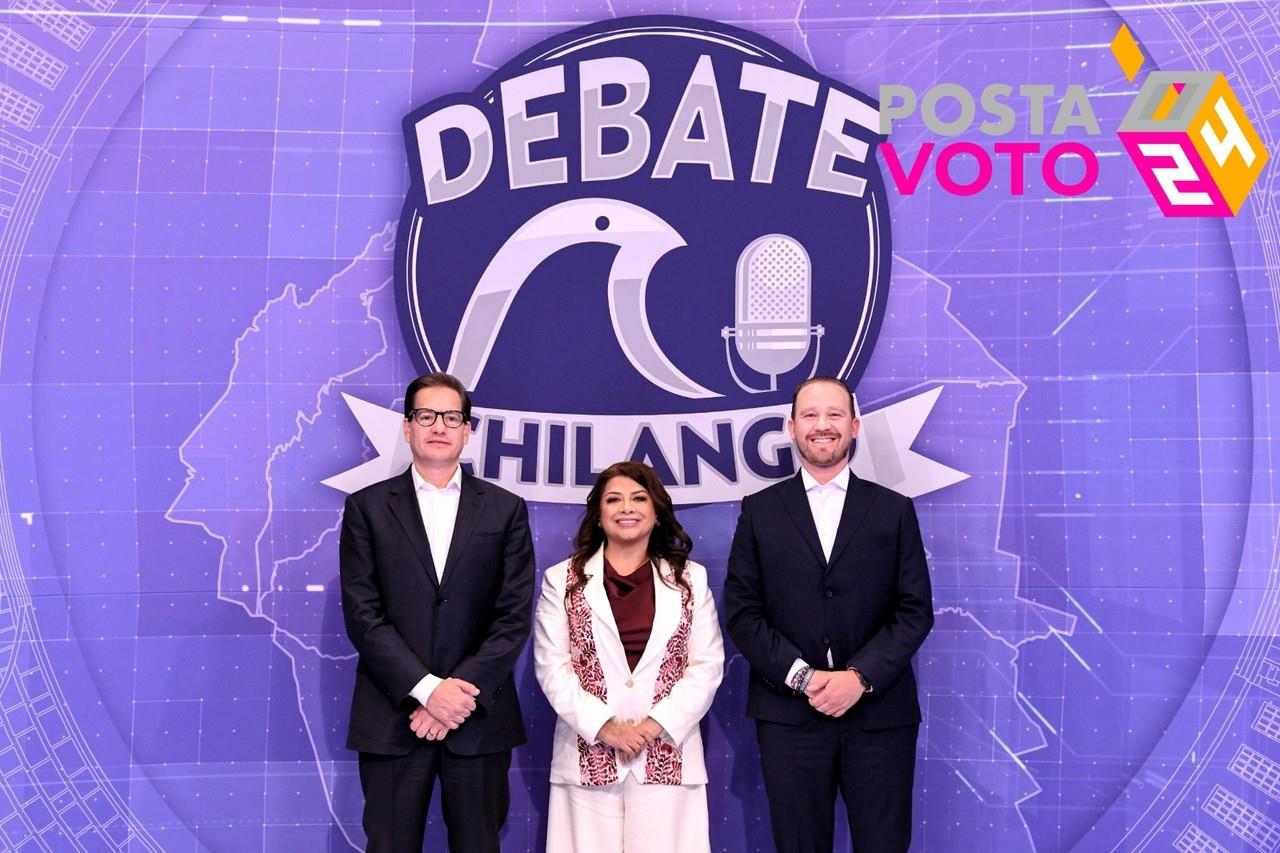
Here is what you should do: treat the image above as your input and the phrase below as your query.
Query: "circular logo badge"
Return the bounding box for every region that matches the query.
[396,15,891,500]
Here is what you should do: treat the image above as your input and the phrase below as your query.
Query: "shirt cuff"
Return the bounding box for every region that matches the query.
[785,658,810,688]
[409,674,443,707]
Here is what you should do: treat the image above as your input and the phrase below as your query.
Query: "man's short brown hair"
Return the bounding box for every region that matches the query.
[403,372,472,420]
[789,376,858,420]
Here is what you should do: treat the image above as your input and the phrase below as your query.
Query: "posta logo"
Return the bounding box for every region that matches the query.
[875,24,1268,217]
[392,16,897,503]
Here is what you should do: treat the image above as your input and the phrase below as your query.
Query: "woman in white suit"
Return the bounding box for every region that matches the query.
[535,460,724,853]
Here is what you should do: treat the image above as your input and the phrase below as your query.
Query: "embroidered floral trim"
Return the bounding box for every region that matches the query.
[566,582,617,786]
[645,577,694,785]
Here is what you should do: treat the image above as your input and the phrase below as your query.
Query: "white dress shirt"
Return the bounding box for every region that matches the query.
[407,463,462,706]
[786,464,850,685]
[802,465,849,561]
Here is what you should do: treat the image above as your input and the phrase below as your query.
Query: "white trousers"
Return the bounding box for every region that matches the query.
[546,774,711,853]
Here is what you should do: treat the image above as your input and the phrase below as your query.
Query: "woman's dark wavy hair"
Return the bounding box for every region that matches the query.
[567,461,692,594]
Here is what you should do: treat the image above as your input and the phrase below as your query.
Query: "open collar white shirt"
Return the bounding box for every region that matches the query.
[407,463,462,707]
[411,463,462,583]
[801,463,850,562]
[786,463,850,681]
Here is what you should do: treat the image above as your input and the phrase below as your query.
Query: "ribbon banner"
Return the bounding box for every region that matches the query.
[325,387,965,503]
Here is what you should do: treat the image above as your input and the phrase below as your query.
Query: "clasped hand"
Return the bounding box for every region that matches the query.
[409,705,446,740]
[805,670,865,717]
[596,717,664,760]
[408,677,480,740]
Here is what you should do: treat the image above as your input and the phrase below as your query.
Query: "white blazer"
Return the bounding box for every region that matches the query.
[534,550,724,786]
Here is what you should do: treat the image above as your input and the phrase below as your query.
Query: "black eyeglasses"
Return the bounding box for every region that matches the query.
[407,408,466,428]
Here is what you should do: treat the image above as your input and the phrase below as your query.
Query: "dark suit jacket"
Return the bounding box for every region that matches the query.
[339,467,535,756]
[724,470,933,730]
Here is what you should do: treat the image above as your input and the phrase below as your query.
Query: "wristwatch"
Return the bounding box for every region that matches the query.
[849,667,873,693]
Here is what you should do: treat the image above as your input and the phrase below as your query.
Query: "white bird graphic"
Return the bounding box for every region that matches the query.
[446,198,719,400]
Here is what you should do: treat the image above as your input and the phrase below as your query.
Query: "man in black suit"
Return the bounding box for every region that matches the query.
[340,372,535,852]
[725,376,934,853]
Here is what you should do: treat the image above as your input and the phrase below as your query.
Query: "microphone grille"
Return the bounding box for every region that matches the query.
[742,235,809,323]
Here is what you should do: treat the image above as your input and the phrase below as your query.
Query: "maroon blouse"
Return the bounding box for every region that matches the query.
[603,558,656,671]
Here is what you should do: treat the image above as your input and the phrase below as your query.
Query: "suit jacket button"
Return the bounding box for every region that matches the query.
[438,598,447,605]
[625,679,634,688]
[822,635,831,645]
[825,589,833,599]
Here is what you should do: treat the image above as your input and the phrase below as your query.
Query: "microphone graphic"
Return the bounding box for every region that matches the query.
[721,234,824,393]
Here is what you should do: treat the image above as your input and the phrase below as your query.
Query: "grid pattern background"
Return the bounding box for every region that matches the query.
[0,1,1274,851]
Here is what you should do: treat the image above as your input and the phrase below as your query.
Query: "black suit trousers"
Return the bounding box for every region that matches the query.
[756,717,918,853]
[357,744,511,853]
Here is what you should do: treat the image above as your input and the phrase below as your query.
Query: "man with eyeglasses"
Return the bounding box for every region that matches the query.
[339,372,535,852]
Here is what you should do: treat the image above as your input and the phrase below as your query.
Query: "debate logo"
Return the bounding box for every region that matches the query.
[1111,25,1268,217]
[367,16,958,503]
